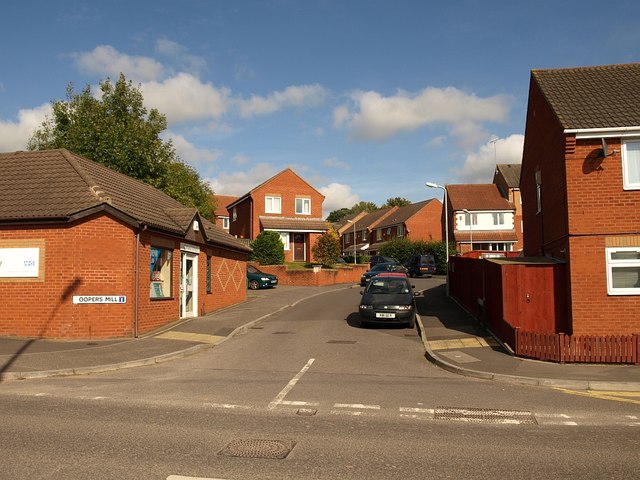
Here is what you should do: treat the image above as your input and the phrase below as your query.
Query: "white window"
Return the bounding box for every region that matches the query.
[606,247,640,295]
[265,196,281,214]
[397,225,404,237]
[295,197,311,215]
[622,139,640,189]
[232,207,237,222]
[464,213,478,226]
[376,229,382,241]
[492,213,505,225]
[222,217,229,229]
[279,232,290,250]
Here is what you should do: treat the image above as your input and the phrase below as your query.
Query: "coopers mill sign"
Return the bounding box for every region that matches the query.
[73,296,127,304]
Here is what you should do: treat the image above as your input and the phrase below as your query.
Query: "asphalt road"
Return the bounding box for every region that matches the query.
[1,279,639,479]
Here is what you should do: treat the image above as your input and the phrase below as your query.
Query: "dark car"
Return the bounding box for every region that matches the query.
[359,262,407,287]
[369,255,398,269]
[406,254,437,277]
[247,265,278,290]
[358,273,417,328]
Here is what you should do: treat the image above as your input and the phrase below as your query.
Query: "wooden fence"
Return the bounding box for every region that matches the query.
[515,329,639,364]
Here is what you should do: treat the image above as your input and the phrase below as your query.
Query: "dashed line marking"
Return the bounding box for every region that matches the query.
[334,403,381,410]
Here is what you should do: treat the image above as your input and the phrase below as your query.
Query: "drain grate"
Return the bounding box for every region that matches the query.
[434,406,537,425]
[218,439,296,459]
[327,340,356,344]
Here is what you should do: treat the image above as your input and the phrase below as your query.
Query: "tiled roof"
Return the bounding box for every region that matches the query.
[494,164,521,189]
[212,195,239,217]
[354,208,395,230]
[532,63,640,129]
[446,184,514,211]
[259,216,328,231]
[376,199,438,228]
[0,149,251,252]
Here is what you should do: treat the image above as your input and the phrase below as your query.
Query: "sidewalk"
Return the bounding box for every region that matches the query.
[1,281,639,391]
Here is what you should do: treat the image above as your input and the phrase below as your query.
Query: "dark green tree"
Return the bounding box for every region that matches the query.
[326,208,351,223]
[382,197,411,208]
[311,228,341,267]
[27,73,215,219]
[250,231,285,265]
[351,201,378,214]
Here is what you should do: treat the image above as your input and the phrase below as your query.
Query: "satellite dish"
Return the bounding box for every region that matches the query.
[601,138,609,158]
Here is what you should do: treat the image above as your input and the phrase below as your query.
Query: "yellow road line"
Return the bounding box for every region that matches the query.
[155,331,225,345]
[555,388,640,405]
[429,337,499,351]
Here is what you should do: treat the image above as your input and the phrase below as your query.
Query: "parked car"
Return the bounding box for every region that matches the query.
[247,265,278,290]
[405,254,437,277]
[369,255,398,268]
[358,272,417,328]
[360,262,407,287]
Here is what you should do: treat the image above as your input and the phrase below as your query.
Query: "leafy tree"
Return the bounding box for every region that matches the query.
[379,238,451,274]
[351,201,378,214]
[379,238,414,263]
[312,228,341,267]
[382,197,411,208]
[27,74,215,219]
[326,208,351,223]
[250,231,285,265]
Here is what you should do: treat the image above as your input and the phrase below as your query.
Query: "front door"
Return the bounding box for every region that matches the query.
[293,233,306,262]
[180,252,198,318]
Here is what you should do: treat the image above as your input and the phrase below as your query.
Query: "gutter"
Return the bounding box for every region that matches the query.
[134,224,147,338]
[564,126,640,139]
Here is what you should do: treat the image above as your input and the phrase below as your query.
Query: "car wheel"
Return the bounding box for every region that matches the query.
[360,319,369,328]
[248,280,260,290]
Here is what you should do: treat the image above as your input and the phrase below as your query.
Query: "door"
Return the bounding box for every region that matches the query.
[180,252,198,318]
[293,233,306,262]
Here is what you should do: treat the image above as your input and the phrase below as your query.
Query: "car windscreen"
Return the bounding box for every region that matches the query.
[365,278,411,294]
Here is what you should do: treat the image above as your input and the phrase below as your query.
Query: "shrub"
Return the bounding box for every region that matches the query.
[312,228,341,267]
[250,231,285,265]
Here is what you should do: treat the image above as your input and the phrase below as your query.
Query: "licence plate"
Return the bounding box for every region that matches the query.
[376,312,396,318]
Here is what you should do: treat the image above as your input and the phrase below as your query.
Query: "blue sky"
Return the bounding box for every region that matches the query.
[2,0,639,216]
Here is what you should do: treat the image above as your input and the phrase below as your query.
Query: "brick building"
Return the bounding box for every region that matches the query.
[227,168,327,263]
[0,149,251,339]
[493,163,523,251]
[521,63,640,335]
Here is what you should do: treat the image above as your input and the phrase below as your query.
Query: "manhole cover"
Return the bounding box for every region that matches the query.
[327,340,356,344]
[218,439,296,459]
[434,406,537,425]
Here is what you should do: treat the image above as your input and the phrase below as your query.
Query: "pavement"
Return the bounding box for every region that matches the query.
[1,280,639,391]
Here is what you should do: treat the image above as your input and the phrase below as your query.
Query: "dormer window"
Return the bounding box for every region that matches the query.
[295,197,311,215]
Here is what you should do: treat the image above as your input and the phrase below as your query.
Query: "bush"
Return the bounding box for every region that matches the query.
[250,231,285,265]
[379,238,450,274]
[312,228,341,267]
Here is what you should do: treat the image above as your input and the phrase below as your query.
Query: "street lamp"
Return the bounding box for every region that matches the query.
[462,209,473,253]
[346,219,356,264]
[426,182,449,295]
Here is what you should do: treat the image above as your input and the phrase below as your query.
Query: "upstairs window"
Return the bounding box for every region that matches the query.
[464,213,478,226]
[295,197,311,215]
[492,212,505,225]
[606,247,640,295]
[376,229,382,241]
[622,139,640,190]
[265,196,281,214]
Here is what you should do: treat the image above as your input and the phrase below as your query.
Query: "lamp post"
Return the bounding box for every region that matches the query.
[462,209,473,253]
[346,219,356,264]
[426,182,449,295]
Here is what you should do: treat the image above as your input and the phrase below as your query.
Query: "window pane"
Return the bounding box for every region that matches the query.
[624,141,640,186]
[150,247,172,298]
[611,251,640,261]
[612,267,640,289]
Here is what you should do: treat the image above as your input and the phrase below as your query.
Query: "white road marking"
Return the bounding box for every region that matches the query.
[399,407,434,414]
[281,400,320,406]
[334,403,380,410]
[268,358,315,410]
[205,403,251,410]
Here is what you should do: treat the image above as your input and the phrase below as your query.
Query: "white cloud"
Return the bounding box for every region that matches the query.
[232,154,250,165]
[338,87,511,145]
[319,182,360,218]
[238,84,327,118]
[0,104,51,152]
[207,163,279,196]
[71,45,164,81]
[155,39,206,75]
[141,73,231,124]
[167,132,222,164]
[453,134,524,183]
[323,157,351,171]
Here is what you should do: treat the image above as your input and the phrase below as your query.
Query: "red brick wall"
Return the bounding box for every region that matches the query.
[406,200,443,242]
[563,139,640,335]
[0,215,136,338]
[257,264,368,286]
[1,214,248,339]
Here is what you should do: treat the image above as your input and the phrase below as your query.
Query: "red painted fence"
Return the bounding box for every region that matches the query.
[515,329,639,364]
